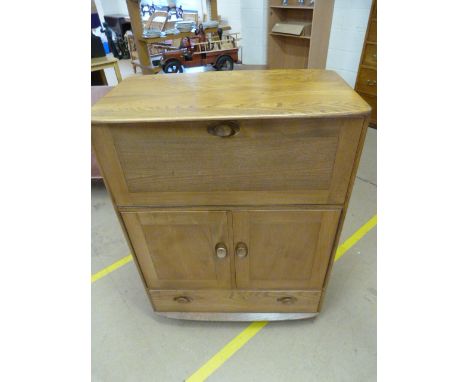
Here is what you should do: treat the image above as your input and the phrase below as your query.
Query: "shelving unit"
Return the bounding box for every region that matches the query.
[267,0,335,69]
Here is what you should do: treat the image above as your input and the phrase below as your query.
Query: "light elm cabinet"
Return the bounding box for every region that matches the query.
[92,69,370,321]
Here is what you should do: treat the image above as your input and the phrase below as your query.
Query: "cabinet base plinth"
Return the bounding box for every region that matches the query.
[155,312,319,322]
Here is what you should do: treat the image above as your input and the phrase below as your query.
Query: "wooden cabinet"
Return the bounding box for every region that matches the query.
[355,0,377,126]
[92,69,371,321]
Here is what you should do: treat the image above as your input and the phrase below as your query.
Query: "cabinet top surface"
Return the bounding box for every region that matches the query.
[91,69,371,124]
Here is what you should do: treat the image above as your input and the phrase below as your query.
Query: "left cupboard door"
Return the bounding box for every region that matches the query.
[121,210,233,289]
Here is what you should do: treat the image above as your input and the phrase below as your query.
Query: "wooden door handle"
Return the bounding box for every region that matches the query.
[277,296,297,304]
[235,242,248,258]
[215,243,228,259]
[207,121,239,137]
[174,296,192,304]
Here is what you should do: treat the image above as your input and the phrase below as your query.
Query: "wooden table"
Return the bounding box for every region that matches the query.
[91,57,122,85]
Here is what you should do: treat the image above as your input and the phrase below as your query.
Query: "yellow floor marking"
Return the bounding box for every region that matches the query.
[185,321,268,382]
[185,214,377,381]
[334,214,377,262]
[91,254,133,283]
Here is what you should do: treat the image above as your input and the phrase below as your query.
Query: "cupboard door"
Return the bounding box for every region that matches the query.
[233,209,341,290]
[121,210,233,289]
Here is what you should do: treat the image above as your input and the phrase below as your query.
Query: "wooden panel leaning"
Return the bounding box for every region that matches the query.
[92,69,371,321]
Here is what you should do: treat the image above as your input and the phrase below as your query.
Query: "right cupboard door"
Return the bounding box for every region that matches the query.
[233,209,341,290]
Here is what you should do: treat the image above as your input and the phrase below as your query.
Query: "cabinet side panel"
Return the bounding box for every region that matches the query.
[92,125,130,205]
[308,0,335,68]
[318,116,371,311]
[327,118,365,203]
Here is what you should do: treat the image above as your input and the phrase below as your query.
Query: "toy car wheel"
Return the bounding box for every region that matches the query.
[215,56,234,71]
[163,60,183,73]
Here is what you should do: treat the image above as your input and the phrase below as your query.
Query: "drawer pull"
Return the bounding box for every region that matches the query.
[174,296,192,304]
[366,80,377,86]
[207,121,239,137]
[215,242,228,259]
[235,242,248,258]
[277,296,297,305]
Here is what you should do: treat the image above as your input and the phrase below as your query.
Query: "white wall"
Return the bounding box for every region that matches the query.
[326,0,372,86]
[100,0,128,15]
[218,0,242,37]
[239,0,267,65]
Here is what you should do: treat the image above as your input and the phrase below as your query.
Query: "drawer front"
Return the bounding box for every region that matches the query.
[92,117,365,206]
[149,289,321,313]
[363,43,377,67]
[356,68,377,96]
[368,18,376,43]
[359,93,377,125]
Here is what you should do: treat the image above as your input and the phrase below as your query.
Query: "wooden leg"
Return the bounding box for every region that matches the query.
[97,69,108,85]
[113,62,123,83]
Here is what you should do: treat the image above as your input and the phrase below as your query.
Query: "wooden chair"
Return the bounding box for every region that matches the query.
[125,31,139,73]
[145,11,168,31]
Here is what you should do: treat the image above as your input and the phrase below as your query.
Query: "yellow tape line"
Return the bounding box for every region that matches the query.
[334,214,377,262]
[185,321,268,382]
[185,214,377,381]
[91,254,133,283]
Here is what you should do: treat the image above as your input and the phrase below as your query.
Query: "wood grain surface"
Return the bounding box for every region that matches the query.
[91,69,371,123]
[233,209,341,289]
[91,117,363,207]
[149,289,322,313]
[121,210,234,289]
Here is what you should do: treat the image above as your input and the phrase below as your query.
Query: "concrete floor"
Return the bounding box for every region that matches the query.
[92,59,377,381]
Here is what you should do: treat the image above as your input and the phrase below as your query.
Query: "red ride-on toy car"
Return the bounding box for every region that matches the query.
[159,32,240,73]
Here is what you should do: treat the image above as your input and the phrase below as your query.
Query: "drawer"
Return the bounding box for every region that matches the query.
[149,289,322,313]
[356,68,377,96]
[363,43,377,67]
[92,117,365,206]
[368,18,376,43]
[359,93,377,125]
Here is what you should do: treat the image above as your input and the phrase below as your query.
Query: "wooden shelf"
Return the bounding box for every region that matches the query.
[267,0,334,69]
[139,26,231,44]
[270,5,314,10]
[270,32,311,40]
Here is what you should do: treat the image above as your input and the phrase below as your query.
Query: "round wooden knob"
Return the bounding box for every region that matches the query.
[215,243,228,259]
[174,296,191,304]
[207,122,239,137]
[235,242,248,258]
[277,296,297,305]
